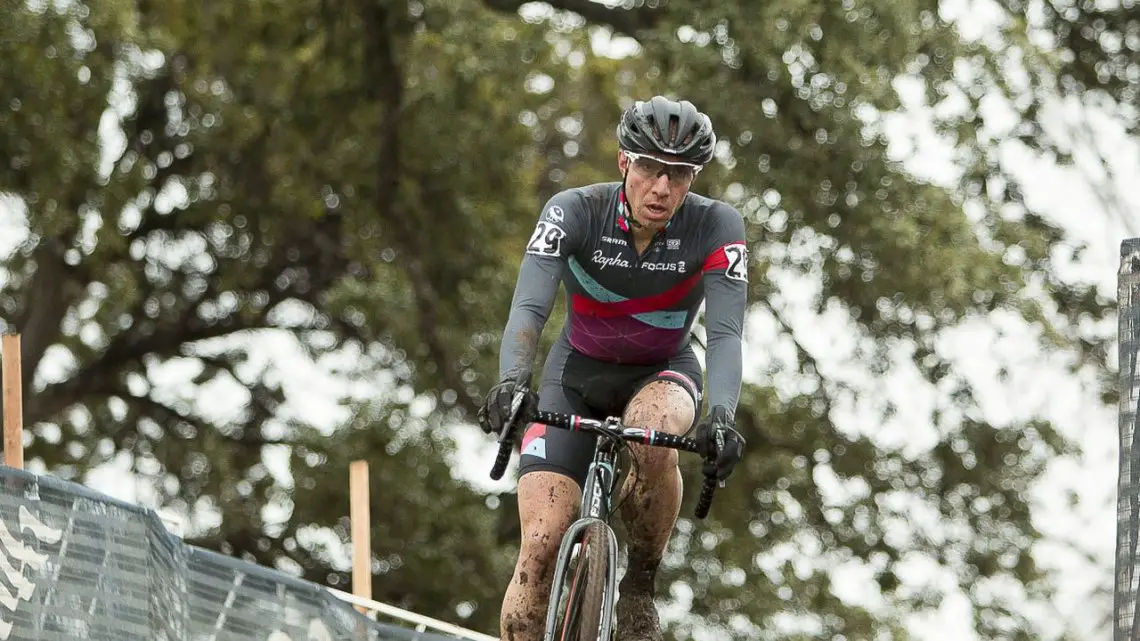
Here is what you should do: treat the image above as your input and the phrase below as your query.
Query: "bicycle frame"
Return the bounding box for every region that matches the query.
[542,417,625,641]
[579,419,623,522]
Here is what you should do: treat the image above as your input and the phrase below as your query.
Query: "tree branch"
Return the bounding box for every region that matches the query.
[28,210,345,429]
[361,8,484,417]
[4,66,178,396]
[365,2,402,208]
[196,353,287,437]
[481,0,662,38]
[406,261,483,417]
[13,239,82,391]
[26,305,274,426]
[128,391,216,441]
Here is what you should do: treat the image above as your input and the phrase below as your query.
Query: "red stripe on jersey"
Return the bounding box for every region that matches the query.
[703,243,734,272]
[570,271,702,317]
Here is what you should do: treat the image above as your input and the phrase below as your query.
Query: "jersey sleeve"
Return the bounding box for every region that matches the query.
[699,203,749,417]
[497,191,587,383]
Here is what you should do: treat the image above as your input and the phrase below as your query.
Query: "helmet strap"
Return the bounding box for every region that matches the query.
[619,169,645,230]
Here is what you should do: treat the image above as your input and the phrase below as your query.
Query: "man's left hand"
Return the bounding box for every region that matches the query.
[697,405,745,482]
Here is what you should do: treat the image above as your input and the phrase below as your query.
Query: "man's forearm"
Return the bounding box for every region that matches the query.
[498,256,564,382]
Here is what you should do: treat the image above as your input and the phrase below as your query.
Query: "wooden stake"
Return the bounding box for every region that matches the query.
[2,333,22,470]
[350,460,371,614]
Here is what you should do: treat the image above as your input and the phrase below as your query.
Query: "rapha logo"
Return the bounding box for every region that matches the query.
[0,505,63,640]
[591,250,631,270]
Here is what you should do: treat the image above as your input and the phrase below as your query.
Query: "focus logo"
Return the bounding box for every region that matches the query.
[641,261,685,272]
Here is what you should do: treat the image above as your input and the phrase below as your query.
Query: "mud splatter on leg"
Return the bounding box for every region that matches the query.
[500,472,581,641]
[614,380,695,641]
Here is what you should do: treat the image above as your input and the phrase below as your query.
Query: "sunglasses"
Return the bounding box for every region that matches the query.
[623,151,703,185]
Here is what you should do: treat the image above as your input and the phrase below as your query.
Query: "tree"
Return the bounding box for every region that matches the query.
[1007,0,1140,241]
[0,0,538,631]
[0,0,1113,638]
[995,0,1140,636]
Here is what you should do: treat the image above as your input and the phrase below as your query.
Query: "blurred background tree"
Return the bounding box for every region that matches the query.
[0,0,1121,638]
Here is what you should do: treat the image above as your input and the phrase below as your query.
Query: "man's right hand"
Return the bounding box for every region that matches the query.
[477,373,538,435]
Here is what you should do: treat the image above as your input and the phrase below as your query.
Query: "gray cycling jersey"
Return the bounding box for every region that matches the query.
[499,182,748,416]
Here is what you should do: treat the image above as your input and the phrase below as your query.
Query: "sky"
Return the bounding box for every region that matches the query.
[1,0,1138,639]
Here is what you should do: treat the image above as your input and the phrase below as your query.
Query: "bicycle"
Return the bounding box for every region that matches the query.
[487,385,721,641]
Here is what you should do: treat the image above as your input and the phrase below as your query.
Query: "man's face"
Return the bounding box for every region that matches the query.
[618,150,702,232]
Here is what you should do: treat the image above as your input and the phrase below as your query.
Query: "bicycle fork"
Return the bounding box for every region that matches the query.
[543,456,621,641]
[542,516,620,641]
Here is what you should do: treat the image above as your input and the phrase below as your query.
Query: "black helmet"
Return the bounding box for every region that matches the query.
[616,96,716,165]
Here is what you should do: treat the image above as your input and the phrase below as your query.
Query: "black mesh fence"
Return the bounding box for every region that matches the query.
[1118,237,1140,641]
[0,466,471,641]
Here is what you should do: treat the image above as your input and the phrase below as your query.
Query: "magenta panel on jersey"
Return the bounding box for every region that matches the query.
[567,312,689,365]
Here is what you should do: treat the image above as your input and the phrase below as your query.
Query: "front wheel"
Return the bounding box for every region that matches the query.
[550,520,615,641]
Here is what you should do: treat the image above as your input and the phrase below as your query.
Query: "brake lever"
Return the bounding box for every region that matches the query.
[500,389,527,439]
[499,368,533,439]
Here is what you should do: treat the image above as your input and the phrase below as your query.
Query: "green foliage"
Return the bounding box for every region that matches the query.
[0,0,1113,638]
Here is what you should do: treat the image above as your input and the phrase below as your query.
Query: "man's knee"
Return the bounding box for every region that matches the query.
[623,379,696,434]
[516,471,580,576]
[622,379,696,470]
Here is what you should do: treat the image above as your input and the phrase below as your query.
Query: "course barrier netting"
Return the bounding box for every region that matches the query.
[0,464,471,641]
[1119,237,1140,641]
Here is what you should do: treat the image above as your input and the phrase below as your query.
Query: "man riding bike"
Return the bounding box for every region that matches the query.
[478,96,748,641]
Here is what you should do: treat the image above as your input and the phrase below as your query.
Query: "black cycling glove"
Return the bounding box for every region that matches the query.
[477,373,538,436]
[696,405,745,482]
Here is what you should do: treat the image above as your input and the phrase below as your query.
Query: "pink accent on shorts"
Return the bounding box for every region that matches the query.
[521,423,546,450]
[657,369,699,400]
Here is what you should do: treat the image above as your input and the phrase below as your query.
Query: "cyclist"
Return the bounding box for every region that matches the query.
[479,96,748,641]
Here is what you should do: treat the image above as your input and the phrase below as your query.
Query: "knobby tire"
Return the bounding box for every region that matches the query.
[555,521,611,641]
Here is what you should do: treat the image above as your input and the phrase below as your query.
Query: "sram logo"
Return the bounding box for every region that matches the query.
[0,505,63,641]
